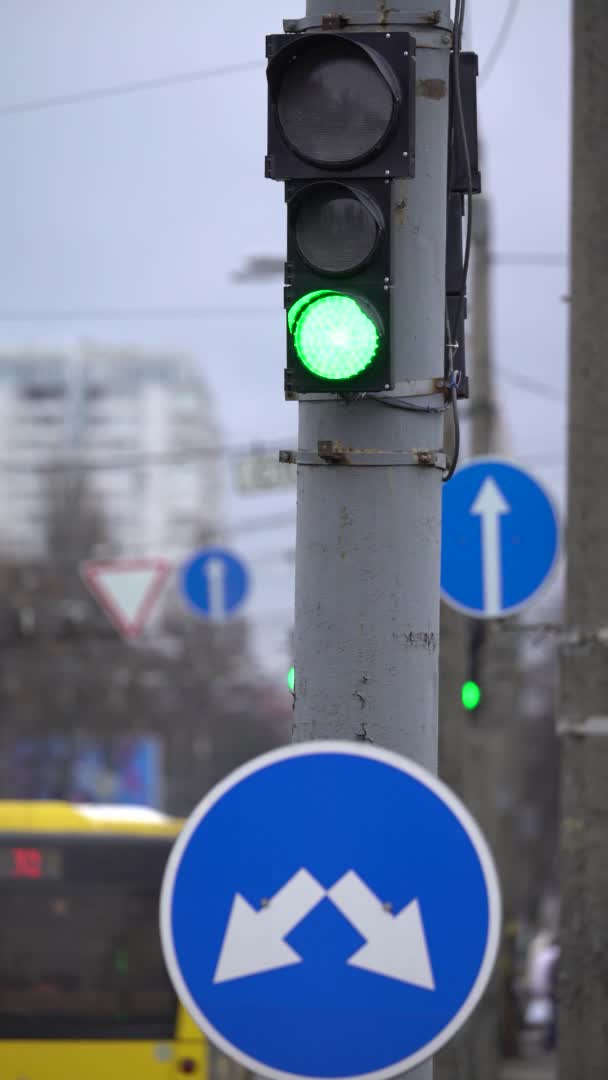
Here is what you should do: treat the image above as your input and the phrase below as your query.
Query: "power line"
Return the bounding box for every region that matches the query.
[517,452,564,467]
[0,254,567,323]
[479,0,522,86]
[0,61,265,118]
[0,440,293,473]
[490,252,567,267]
[0,305,278,323]
[496,367,565,403]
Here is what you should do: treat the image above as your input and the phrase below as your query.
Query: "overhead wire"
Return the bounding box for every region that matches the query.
[479,0,522,87]
[443,0,470,483]
[497,367,565,402]
[0,60,265,118]
[0,439,294,473]
[0,306,278,323]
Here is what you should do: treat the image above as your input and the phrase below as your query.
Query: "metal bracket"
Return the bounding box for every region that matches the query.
[283,11,453,34]
[562,627,608,646]
[557,716,608,738]
[279,441,446,469]
[288,378,447,403]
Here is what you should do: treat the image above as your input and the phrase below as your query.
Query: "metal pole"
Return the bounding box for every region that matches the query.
[292,3,452,1077]
[436,197,502,1080]
[559,0,608,1075]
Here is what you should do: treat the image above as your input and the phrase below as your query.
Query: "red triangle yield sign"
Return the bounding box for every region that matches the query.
[80,558,171,640]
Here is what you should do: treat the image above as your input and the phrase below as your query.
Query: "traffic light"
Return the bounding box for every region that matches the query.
[461,620,485,713]
[444,51,480,399]
[266,30,416,396]
[461,678,481,712]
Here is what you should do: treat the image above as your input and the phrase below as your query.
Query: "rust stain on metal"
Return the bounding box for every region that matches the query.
[417,78,447,101]
[422,9,442,24]
[321,14,349,30]
[318,439,349,464]
[377,0,392,27]
[414,449,436,467]
[395,197,407,226]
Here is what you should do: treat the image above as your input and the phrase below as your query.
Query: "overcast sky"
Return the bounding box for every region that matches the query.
[0,0,571,674]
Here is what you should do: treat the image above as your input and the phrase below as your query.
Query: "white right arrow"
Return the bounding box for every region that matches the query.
[328,871,435,990]
[213,869,324,984]
[470,476,511,617]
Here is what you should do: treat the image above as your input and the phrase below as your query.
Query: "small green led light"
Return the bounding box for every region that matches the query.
[289,293,379,381]
[287,666,295,694]
[461,680,482,711]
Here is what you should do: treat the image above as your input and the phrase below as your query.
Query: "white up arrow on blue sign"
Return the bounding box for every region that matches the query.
[160,742,501,1080]
[441,457,560,618]
[180,547,249,620]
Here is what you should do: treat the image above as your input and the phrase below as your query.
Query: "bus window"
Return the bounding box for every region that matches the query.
[0,883,176,1039]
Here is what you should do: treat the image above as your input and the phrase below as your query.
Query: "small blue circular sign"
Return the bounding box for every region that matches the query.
[160,742,501,1080]
[441,457,560,618]
[180,548,249,620]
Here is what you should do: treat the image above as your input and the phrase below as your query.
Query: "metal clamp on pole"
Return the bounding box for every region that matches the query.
[283,12,453,33]
[287,378,448,403]
[557,716,608,738]
[279,442,447,468]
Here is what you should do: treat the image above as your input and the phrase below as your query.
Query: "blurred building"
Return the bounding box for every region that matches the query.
[0,343,222,559]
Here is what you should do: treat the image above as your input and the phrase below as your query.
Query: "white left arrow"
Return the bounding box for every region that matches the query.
[328,871,435,990]
[213,869,325,984]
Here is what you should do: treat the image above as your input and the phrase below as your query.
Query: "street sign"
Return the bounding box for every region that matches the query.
[441,457,560,618]
[160,741,501,1080]
[80,558,170,640]
[233,450,295,494]
[180,548,249,620]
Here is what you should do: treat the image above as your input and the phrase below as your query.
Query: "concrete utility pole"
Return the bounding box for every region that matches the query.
[291,2,452,1078]
[559,0,608,1075]
[436,197,501,1080]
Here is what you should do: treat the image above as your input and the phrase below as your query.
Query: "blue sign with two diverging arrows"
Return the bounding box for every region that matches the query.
[160,742,501,1080]
[441,457,560,618]
[180,547,249,621]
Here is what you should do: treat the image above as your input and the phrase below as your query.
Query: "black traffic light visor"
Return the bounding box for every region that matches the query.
[288,181,385,276]
[267,34,402,171]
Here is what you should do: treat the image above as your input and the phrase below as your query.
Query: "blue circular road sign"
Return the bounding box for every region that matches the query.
[441,457,560,618]
[160,742,501,1080]
[180,547,249,620]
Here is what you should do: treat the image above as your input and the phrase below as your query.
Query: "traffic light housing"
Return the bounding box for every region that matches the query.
[266,33,416,181]
[461,620,485,713]
[284,179,391,394]
[444,51,480,400]
[445,192,468,398]
[266,30,416,397]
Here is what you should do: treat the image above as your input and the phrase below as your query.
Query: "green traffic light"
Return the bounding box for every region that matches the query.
[290,293,379,381]
[461,680,481,711]
[287,666,295,693]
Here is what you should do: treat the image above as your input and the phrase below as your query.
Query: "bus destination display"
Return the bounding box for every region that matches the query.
[0,846,64,880]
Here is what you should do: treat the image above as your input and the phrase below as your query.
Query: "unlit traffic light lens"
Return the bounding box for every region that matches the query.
[295,186,380,274]
[461,680,481,711]
[292,293,379,381]
[277,42,395,167]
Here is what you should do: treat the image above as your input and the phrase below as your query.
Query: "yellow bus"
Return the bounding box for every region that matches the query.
[0,800,243,1080]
